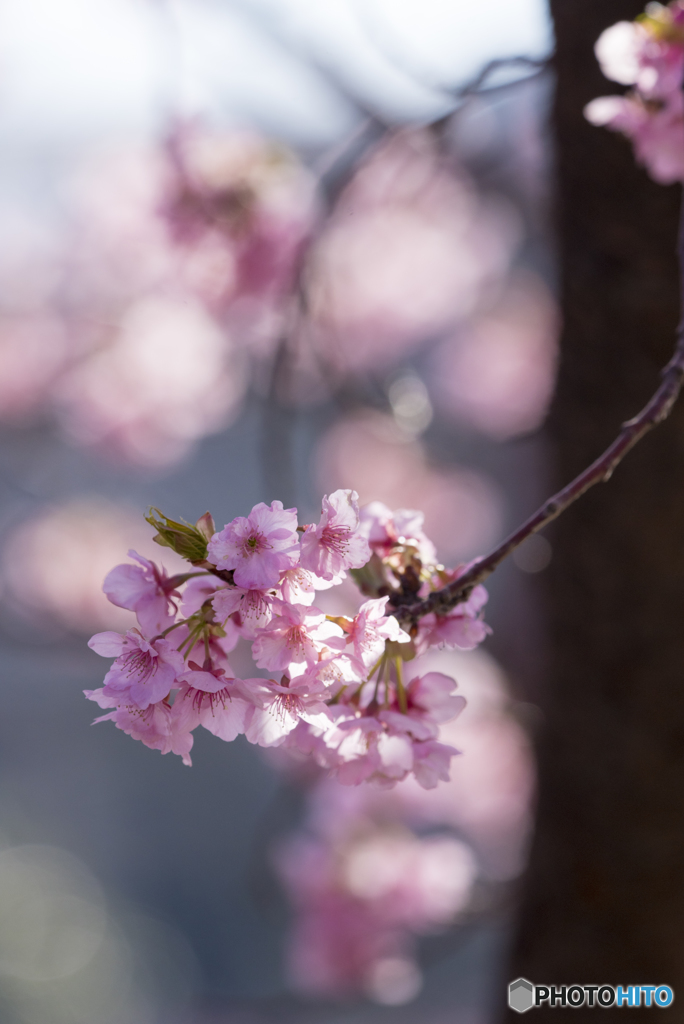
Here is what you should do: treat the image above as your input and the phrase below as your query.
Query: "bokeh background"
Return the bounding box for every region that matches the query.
[0,1,561,1021]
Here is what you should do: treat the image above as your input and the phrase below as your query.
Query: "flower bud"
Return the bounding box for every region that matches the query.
[349,553,391,598]
[195,511,216,542]
[145,507,210,563]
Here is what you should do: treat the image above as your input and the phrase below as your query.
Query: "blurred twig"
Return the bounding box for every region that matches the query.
[450,56,551,100]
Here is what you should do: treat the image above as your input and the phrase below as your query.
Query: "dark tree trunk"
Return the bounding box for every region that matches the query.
[506,1,684,1019]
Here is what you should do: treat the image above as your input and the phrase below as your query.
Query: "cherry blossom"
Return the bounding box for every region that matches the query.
[411,739,461,789]
[416,582,490,653]
[103,550,180,635]
[359,500,437,567]
[274,768,478,1001]
[276,566,327,605]
[84,494,490,785]
[344,596,411,669]
[299,489,371,580]
[586,2,684,184]
[172,679,251,743]
[333,717,415,787]
[404,671,467,725]
[321,704,462,791]
[207,500,300,589]
[88,629,184,709]
[242,674,331,747]
[180,576,221,616]
[212,585,275,638]
[251,603,344,672]
[95,700,194,766]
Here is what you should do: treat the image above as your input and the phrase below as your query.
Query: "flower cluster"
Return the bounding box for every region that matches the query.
[585,2,684,184]
[0,127,316,465]
[85,491,489,786]
[276,810,476,1002]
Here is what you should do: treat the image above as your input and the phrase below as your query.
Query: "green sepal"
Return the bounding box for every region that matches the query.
[145,507,211,563]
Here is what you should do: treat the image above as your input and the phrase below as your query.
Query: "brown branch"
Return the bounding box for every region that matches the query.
[395,330,684,626]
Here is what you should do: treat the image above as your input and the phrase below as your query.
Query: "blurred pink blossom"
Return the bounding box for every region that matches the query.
[586,3,684,183]
[306,129,520,374]
[276,817,476,1001]
[585,90,684,184]
[0,314,70,422]
[0,127,318,465]
[55,296,246,466]
[431,272,559,439]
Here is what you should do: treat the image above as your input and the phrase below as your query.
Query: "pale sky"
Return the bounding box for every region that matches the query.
[0,0,552,148]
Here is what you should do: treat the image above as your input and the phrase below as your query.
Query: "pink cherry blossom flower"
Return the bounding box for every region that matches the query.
[85,692,193,765]
[84,486,493,788]
[585,91,684,184]
[411,739,459,789]
[359,501,437,567]
[375,672,466,744]
[172,677,251,743]
[241,674,331,746]
[88,696,194,766]
[207,501,300,589]
[321,687,463,789]
[178,655,235,693]
[405,671,467,724]
[103,549,180,634]
[586,6,684,184]
[299,489,371,580]
[334,717,415,787]
[88,628,184,709]
[212,585,275,638]
[416,584,490,653]
[180,575,220,616]
[594,15,684,98]
[252,603,344,672]
[277,567,321,606]
[297,652,360,699]
[275,566,340,613]
[346,596,410,668]
[378,709,437,742]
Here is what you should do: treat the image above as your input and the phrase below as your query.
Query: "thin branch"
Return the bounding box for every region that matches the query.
[450,56,550,101]
[394,194,684,625]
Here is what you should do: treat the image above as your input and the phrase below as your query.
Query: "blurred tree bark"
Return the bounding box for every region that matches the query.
[505,1,684,1018]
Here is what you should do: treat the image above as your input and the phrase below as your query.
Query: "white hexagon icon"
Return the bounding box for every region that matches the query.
[509,977,535,1013]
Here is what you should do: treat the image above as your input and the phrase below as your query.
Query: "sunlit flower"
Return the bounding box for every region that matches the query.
[88,629,184,710]
[299,489,370,580]
[208,501,300,589]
